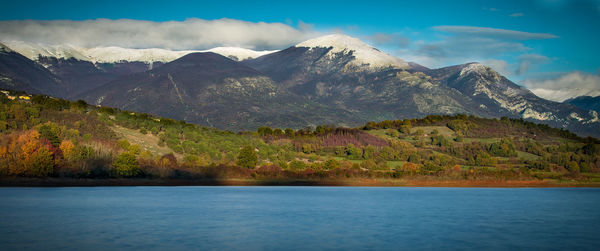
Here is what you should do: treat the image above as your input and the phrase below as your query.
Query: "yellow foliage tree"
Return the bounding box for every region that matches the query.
[60,140,75,160]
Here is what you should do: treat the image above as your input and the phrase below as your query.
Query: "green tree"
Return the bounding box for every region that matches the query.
[284,128,295,137]
[363,145,376,159]
[36,122,61,147]
[346,144,362,160]
[237,146,257,168]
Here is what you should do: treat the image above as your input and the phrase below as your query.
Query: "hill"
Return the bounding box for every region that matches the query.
[1,89,599,186]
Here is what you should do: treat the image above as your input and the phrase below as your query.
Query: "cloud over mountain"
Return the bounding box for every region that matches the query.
[523,71,600,102]
[0,18,318,50]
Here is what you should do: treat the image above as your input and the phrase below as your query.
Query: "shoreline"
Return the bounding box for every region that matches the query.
[1,178,600,188]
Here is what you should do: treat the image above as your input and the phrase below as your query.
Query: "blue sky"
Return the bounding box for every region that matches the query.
[0,0,599,101]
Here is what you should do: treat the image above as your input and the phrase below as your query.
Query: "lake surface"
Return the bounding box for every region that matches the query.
[0,187,599,250]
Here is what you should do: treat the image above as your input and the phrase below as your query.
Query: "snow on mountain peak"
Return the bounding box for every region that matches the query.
[1,41,276,64]
[81,47,196,63]
[295,34,409,69]
[201,47,277,61]
[0,42,13,53]
[459,63,488,76]
[2,41,89,61]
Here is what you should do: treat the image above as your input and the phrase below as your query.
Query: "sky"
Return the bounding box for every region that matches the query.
[0,0,599,101]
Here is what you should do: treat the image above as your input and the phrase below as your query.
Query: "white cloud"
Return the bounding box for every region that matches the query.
[510,12,525,17]
[522,71,600,101]
[433,26,558,40]
[0,18,319,50]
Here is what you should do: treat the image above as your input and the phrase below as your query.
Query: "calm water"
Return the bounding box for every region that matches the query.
[0,187,599,250]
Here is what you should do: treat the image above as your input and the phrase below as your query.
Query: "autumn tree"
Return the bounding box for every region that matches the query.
[60,140,76,160]
[9,130,54,177]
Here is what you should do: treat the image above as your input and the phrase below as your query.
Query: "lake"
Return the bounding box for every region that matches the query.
[1,187,599,250]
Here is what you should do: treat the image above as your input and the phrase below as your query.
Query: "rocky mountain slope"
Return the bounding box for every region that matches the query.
[77,52,358,130]
[0,43,65,96]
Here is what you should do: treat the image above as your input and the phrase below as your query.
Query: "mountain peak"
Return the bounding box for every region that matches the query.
[459,62,491,77]
[295,34,409,69]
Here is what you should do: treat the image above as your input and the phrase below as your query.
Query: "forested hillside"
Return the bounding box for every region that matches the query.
[1,89,599,185]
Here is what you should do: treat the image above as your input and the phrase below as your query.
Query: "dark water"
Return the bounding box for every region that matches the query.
[0,187,599,250]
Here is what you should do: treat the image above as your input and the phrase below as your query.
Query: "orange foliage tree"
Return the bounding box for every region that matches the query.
[4,130,55,177]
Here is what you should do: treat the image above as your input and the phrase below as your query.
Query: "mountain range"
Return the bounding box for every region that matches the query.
[1,34,598,137]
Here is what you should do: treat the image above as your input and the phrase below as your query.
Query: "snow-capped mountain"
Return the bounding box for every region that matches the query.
[1,35,598,136]
[1,41,278,97]
[246,35,598,136]
[1,41,275,63]
[295,34,409,69]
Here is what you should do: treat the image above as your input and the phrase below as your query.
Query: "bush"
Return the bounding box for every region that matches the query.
[566,161,580,174]
[23,146,54,177]
[117,139,130,150]
[323,159,341,170]
[289,160,306,170]
[113,152,140,177]
[489,138,517,157]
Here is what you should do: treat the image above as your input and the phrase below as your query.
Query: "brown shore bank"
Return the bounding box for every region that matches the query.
[1,178,600,187]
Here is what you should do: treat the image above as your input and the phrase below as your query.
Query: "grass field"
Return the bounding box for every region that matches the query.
[411,126,455,137]
[387,160,407,169]
[367,129,400,140]
[463,137,500,143]
[112,125,179,158]
[517,151,540,161]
